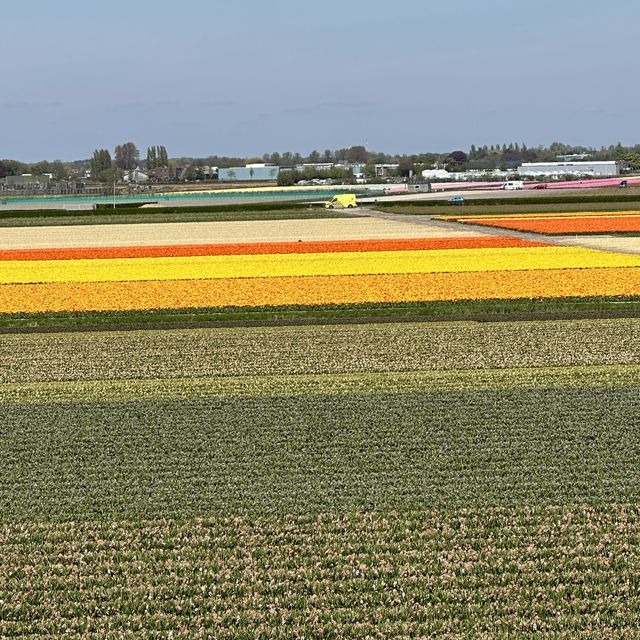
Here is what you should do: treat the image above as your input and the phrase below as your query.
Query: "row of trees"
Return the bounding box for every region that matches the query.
[89,143,169,182]
[277,166,354,186]
[146,145,169,170]
[0,159,70,180]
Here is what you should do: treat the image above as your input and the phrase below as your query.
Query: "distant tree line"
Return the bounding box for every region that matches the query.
[0,158,70,180]
[88,142,169,182]
[277,166,354,186]
[3,141,640,186]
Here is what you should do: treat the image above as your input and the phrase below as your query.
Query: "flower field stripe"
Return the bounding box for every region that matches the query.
[3,247,640,285]
[458,215,640,235]
[2,267,639,312]
[0,236,547,262]
[441,211,640,222]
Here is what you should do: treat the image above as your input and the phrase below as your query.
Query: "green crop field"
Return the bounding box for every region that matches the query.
[0,206,350,228]
[1,319,639,637]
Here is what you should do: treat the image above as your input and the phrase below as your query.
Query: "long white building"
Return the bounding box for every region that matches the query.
[518,161,622,177]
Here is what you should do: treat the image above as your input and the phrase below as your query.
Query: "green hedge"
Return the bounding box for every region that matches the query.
[0,200,329,220]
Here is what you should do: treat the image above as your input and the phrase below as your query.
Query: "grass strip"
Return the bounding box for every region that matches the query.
[2,295,640,332]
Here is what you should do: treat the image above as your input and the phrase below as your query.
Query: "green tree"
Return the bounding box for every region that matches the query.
[627,153,640,170]
[90,149,112,181]
[51,160,69,181]
[30,161,51,175]
[114,142,139,170]
[277,170,295,186]
[364,161,376,181]
[99,166,121,184]
[346,145,368,163]
[146,146,158,170]
[0,159,29,177]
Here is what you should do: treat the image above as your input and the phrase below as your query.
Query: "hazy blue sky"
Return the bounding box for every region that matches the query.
[2,0,638,161]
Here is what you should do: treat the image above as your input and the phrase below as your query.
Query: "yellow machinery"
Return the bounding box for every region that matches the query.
[325,193,357,209]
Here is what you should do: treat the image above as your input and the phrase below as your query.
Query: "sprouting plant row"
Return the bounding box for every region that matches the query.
[2,364,640,405]
[1,318,638,384]
[2,385,639,522]
[1,506,638,638]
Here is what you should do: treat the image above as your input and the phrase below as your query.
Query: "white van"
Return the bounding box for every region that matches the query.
[502,181,524,190]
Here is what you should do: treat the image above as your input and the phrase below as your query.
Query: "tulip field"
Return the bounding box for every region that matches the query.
[2,212,640,636]
[1,225,640,315]
[444,211,640,235]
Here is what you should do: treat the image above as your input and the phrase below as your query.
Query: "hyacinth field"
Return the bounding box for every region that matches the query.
[2,318,640,637]
[2,211,640,637]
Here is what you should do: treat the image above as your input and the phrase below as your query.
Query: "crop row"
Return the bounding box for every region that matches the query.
[3,364,640,405]
[456,213,640,235]
[2,383,639,521]
[0,236,543,261]
[2,318,637,384]
[3,247,640,285]
[1,506,638,638]
[3,267,640,313]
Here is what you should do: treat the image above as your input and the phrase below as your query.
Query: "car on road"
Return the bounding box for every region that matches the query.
[619,180,628,188]
[447,195,465,205]
[533,183,548,189]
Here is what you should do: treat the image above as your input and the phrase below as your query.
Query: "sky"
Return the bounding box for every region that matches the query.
[1,0,639,161]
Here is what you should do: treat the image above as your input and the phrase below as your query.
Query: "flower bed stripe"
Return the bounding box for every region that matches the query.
[2,267,638,313]
[3,247,640,285]
[0,236,546,261]
[442,211,640,221]
[459,215,640,235]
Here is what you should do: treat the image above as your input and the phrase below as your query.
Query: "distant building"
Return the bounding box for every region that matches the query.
[0,174,50,190]
[518,161,622,177]
[148,166,172,182]
[123,167,149,183]
[375,163,399,177]
[421,169,452,179]
[294,163,335,172]
[218,165,280,181]
[556,154,591,161]
[335,163,365,179]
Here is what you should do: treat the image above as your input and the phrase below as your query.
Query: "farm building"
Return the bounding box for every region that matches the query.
[0,174,50,190]
[517,161,623,177]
